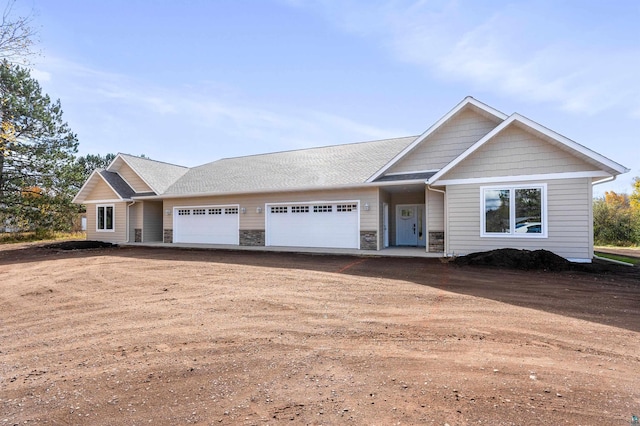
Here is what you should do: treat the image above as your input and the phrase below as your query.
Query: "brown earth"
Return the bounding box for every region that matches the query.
[1,243,639,425]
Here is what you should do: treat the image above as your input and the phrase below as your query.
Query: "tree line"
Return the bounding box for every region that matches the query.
[593,180,640,246]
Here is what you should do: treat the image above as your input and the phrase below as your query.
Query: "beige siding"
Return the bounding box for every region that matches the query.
[143,201,164,242]
[162,187,380,231]
[85,202,128,243]
[443,126,599,180]
[427,188,444,231]
[379,189,391,248]
[118,162,152,192]
[84,179,119,201]
[389,109,499,174]
[129,203,143,241]
[446,178,592,260]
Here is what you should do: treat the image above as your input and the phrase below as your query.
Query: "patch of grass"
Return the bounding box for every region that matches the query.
[594,252,639,265]
[0,231,86,244]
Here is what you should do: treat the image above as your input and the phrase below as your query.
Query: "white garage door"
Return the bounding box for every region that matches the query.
[173,206,239,244]
[266,202,359,249]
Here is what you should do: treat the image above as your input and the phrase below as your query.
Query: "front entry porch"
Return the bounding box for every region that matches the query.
[379,183,445,253]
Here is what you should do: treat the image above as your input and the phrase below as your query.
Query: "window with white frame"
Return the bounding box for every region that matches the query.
[97,204,114,231]
[481,185,546,237]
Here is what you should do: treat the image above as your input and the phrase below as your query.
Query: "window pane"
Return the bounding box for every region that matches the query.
[106,206,113,230]
[485,189,510,233]
[98,207,105,230]
[515,188,542,234]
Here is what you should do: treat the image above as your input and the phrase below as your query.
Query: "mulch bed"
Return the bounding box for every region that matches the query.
[41,240,116,250]
[454,248,639,278]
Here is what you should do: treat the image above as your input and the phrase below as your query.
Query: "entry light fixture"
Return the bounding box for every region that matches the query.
[364,203,369,211]
[165,209,171,216]
[256,207,262,213]
[241,207,247,214]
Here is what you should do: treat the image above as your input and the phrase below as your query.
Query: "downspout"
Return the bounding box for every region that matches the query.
[427,184,447,257]
[126,201,137,243]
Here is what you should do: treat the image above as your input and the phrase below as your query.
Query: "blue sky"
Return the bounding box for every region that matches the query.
[13,0,640,196]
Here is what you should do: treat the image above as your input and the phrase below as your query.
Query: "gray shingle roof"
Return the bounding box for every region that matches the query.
[162,136,417,196]
[119,154,189,194]
[374,171,437,182]
[99,170,136,199]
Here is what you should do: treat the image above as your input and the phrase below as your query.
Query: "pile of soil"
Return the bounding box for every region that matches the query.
[41,240,116,250]
[454,248,571,271]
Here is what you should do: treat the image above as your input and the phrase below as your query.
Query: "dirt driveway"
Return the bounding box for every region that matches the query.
[1,244,639,425]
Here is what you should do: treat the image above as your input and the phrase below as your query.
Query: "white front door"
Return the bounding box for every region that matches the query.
[396,205,417,245]
[396,204,426,246]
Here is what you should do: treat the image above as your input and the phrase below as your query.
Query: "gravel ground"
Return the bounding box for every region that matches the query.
[1,243,639,425]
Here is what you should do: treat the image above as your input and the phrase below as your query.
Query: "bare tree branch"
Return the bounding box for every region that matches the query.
[1,0,38,63]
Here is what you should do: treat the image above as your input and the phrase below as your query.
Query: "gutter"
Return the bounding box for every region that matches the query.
[592,175,615,186]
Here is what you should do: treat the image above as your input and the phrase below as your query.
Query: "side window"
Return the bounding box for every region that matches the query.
[97,205,114,231]
[482,185,545,237]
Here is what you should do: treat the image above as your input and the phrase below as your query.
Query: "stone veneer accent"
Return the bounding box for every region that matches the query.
[134,228,142,243]
[429,231,444,253]
[163,228,173,243]
[360,231,378,250]
[240,230,265,246]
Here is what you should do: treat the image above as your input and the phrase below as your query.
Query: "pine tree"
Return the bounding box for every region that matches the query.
[0,60,79,232]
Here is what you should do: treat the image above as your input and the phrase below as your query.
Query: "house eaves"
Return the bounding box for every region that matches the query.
[428,113,629,186]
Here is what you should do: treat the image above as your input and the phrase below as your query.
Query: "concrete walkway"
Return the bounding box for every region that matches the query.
[122,242,443,258]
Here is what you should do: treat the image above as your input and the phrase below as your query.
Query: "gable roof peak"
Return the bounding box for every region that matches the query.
[367,96,508,182]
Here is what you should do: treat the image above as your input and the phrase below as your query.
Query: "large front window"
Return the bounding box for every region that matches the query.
[481,185,546,237]
[97,205,114,231]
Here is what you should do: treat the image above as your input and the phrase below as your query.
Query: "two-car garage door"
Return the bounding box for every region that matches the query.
[266,202,359,249]
[172,201,360,249]
[173,205,239,244]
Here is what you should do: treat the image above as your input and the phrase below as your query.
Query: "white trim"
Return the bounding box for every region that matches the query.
[73,170,125,203]
[435,170,610,186]
[96,204,115,232]
[265,199,360,207]
[367,97,508,183]
[83,199,130,204]
[510,114,629,174]
[429,114,628,185]
[72,170,100,204]
[567,257,592,264]
[480,183,548,238]
[118,155,157,192]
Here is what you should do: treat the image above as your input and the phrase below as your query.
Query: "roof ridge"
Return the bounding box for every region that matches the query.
[208,135,419,163]
[118,153,189,169]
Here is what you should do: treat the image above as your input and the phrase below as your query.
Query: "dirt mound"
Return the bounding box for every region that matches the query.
[454,248,571,271]
[42,240,116,250]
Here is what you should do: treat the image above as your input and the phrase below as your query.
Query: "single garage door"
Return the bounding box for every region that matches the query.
[266,202,359,249]
[173,205,239,244]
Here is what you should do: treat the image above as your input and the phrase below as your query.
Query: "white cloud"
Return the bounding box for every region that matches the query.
[31,55,402,165]
[293,0,640,117]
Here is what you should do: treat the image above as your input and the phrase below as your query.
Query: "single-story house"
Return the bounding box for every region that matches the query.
[73,97,628,262]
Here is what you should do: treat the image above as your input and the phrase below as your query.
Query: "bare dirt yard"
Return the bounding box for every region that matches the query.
[1,243,639,425]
